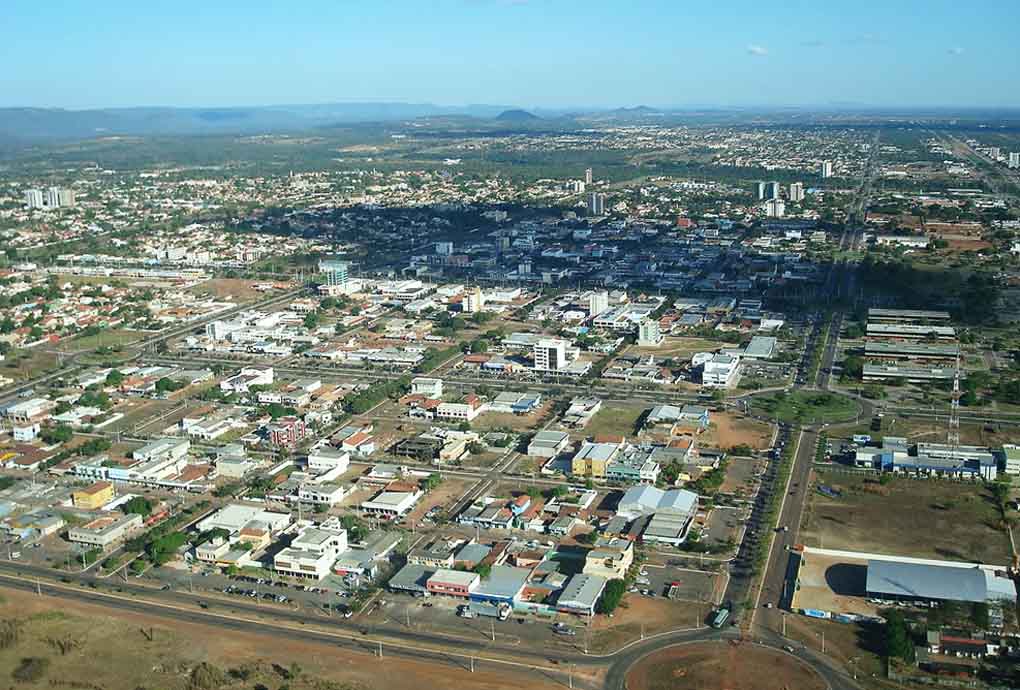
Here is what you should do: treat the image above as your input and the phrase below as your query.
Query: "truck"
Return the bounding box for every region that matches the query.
[468,601,512,621]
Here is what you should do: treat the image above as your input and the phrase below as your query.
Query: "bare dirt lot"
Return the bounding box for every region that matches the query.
[189,277,274,302]
[801,471,1013,564]
[625,640,826,690]
[0,587,582,690]
[702,412,773,451]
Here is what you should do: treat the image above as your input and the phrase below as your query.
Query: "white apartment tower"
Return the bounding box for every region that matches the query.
[821,160,834,178]
[584,167,593,185]
[462,287,484,314]
[24,189,44,210]
[1009,152,1020,169]
[589,290,609,317]
[788,182,805,203]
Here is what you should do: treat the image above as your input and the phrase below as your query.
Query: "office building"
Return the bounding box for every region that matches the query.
[764,181,780,200]
[435,241,454,256]
[754,181,766,200]
[534,338,568,371]
[584,167,593,185]
[788,182,805,202]
[24,189,44,209]
[1009,152,1020,169]
[318,259,349,294]
[821,160,834,178]
[588,192,606,216]
[637,318,663,347]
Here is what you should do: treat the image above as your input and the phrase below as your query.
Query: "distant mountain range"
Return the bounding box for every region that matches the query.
[0,102,672,142]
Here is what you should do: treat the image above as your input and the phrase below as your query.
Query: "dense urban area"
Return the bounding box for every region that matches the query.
[1,109,1020,690]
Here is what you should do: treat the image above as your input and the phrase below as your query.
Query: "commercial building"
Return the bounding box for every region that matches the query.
[862,364,958,382]
[571,440,624,479]
[528,430,571,458]
[693,352,740,388]
[318,259,349,295]
[589,290,609,317]
[195,503,292,537]
[743,335,777,360]
[1001,444,1020,476]
[307,448,350,474]
[71,481,115,510]
[469,565,529,605]
[426,569,479,598]
[462,287,485,314]
[360,487,423,519]
[274,519,348,580]
[867,308,951,324]
[68,513,143,549]
[556,573,607,616]
[411,377,444,398]
[582,538,634,579]
[863,342,959,362]
[866,560,1016,605]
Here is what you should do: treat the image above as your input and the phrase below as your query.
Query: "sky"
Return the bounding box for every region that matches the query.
[4,0,1020,110]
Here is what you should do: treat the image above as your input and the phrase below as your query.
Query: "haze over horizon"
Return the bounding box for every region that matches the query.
[5,0,1019,111]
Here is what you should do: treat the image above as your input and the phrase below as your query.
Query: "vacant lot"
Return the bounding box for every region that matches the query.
[188,277,272,302]
[626,641,825,690]
[702,412,772,451]
[0,588,576,690]
[627,337,721,359]
[583,402,646,439]
[752,391,858,424]
[801,471,1012,564]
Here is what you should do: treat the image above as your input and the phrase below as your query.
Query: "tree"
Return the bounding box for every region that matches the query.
[597,579,626,614]
[883,610,915,662]
[155,377,185,394]
[121,496,153,517]
[105,369,125,386]
[303,311,320,329]
[473,563,492,579]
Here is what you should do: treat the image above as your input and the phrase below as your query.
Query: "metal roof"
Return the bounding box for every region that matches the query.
[473,565,529,599]
[557,574,607,610]
[866,560,1017,604]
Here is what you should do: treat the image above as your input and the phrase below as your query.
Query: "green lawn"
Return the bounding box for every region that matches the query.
[751,390,859,424]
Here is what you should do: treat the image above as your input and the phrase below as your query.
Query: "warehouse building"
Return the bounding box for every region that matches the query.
[867,308,952,324]
[867,560,1016,605]
[862,364,958,382]
[863,342,960,363]
[865,323,956,342]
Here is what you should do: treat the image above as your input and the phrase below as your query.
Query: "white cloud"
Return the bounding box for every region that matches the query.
[746,44,768,57]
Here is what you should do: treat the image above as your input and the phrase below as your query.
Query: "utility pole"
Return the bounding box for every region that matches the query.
[377,641,383,658]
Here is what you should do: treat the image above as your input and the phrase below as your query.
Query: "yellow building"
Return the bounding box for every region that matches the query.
[571,440,621,479]
[72,481,115,510]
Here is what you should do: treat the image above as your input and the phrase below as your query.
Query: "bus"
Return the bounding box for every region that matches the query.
[711,605,731,628]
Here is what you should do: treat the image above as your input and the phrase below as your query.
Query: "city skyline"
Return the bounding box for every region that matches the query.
[4,0,1019,110]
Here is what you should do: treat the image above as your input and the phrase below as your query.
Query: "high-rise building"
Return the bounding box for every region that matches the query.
[518,261,532,275]
[764,199,786,218]
[24,189,44,210]
[588,192,606,216]
[45,187,62,208]
[462,287,485,314]
[57,188,75,207]
[318,259,349,293]
[569,180,586,193]
[765,181,781,200]
[637,319,663,347]
[584,168,593,185]
[1009,152,1020,169]
[589,290,609,317]
[788,182,805,203]
[534,339,567,372]
[435,241,454,256]
[755,181,766,200]
[821,161,834,178]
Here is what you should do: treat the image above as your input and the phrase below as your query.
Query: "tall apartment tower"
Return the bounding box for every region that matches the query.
[24,189,44,209]
[462,287,485,314]
[755,181,766,200]
[1009,152,1020,169]
[584,167,593,185]
[589,290,609,317]
[821,160,834,178]
[765,181,781,200]
[588,192,606,216]
[788,182,805,203]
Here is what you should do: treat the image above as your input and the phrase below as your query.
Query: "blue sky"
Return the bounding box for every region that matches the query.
[5,0,1019,109]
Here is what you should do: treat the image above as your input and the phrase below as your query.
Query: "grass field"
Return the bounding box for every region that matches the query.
[801,470,1013,563]
[582,402,646,439]
[751,390,859,424]
[59,328,145,352]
